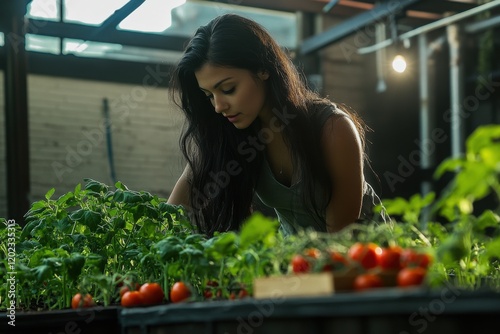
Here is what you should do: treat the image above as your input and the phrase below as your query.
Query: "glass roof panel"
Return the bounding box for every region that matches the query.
[120,0,298,49]
[63,0,131,26]
[20,0,297,62]
[63,38,183,64]
[26,34,60,54]
[27,0,59,21]
[119,0,186,32]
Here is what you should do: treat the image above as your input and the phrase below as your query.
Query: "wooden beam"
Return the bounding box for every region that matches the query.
[21,52,174,87]
[300,0,422,54]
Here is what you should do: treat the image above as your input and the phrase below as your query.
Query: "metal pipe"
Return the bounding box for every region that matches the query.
[358,0,500,54]
[418,33,433,226]
[465,14,500,34]
[447,23,465,158]
[322,0,340,13]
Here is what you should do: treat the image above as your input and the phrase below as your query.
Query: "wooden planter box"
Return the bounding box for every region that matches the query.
[253,269,400,299]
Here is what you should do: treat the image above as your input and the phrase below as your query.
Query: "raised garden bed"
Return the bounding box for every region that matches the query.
[118,288,500,334]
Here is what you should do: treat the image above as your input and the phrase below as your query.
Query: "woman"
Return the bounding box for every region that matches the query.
[168,14,385,236]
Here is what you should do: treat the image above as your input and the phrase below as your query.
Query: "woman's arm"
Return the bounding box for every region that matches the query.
[167,164,192,209]
[322,115,364,233]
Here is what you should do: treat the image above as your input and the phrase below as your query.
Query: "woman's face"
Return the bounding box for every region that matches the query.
[195,63,270,129]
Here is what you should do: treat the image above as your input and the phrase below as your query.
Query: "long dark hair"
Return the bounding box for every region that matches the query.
[171,14,366,236]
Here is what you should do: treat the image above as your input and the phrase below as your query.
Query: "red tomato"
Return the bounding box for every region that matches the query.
[291,254,310,273]
[119,282,141,299]
[139,283,165,306]
[348,243,380,269]
[376,246,402,270]
[238,289,249,299]
[400,249,432,268]
[71,293,94,309]
[353,274,383,291]
[203,281,221,299]
[121,290,143,308]
[229,289,249,300]
[304,248,321,259]
[323,251,348,271]
[170,282,191,303]
[397,267,427,287]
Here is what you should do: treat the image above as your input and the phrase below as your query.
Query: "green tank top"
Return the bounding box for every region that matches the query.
[254,102,386,235]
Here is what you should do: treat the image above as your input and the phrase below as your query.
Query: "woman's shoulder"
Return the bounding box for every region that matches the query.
[307,98,346,126]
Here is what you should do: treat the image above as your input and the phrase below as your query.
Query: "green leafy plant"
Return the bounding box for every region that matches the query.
[1,179,192,310]
[380,125,500,290]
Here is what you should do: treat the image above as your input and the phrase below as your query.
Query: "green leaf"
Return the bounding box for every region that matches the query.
[474,210,500,233]
[24,200,48,217]
[74,183,81,197]
[45,188,56,200]
[16,240,40,252]
[56,192,75,207]
[64,254,85,281]
[115,181,129,190]
[184,234,204,245]
[381,197,409,216]
[32,264,53,282]
[179,247,204,258]
[113,190,144,204]
[479,145,500,169]
[204,232,238,260]
[154,236,183,262]
[85,254,107,273]
[485,237,500,259]
[435,229,470,267]
[240,212,279,248]
[434,158,464,179]
[69,209,101,232]
[466,124,500,155]
[111,217,126,230]
[20,219,43,240]
[54,217,73,233]
[83,178,109,193]
[133,203,159,221]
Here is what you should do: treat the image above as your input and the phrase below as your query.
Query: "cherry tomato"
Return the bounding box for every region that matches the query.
[304,248,321,259]
[376,246,402,270]
[71,293,94,309]
[121,290,143,308]
[204,280,222,299]
[353,274,383,291]
[139,282,165,306]
[397,267,427,287]
[119,282,141,299]
[170,282,191,303]
[291,254,310,273]
[348,243,380,269]
[323,251,348,271]
[238,289,249,299]
[400,249,432,268]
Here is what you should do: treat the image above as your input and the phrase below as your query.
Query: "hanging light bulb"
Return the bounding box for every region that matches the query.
[392,54,407,73]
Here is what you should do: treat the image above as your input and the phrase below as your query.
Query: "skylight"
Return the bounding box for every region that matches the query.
[64,0,131,26]
[119,0,186,32]
[17,0,297,62]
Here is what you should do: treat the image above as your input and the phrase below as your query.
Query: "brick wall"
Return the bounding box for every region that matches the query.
[0,73,186,218]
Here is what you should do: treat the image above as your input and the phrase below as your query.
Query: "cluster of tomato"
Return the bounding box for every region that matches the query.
[71,279,250,309]
[71,281,191,309]
[203,280,250,301]
[291,242,432,292]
